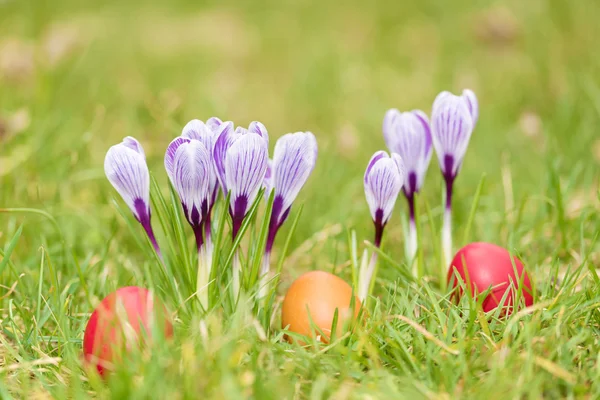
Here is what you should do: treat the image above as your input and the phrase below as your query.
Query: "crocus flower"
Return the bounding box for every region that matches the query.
[431,89,477,268]
[168,118,223,308]
[213,121,269,298]
[164,136,211,251]
[359,151,405,300]
[178,118,223,247]
[259,132,318,296]
[104,137,161,255]
[383,109,432,264]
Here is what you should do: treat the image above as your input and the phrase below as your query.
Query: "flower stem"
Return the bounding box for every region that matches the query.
[358,250,378,302]
[258,251,271,299]
[358,221,384,302]
[406,194,417,272]
[442,178,454,285]
[196,236,213,309]
[232,250,241,302]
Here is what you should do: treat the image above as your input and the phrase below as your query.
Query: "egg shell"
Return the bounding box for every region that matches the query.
[447,242,534,314]
[281,270,361,343]
[83,286,173,376]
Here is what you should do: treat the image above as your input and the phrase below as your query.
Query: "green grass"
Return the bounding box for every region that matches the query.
[2,0,600,398]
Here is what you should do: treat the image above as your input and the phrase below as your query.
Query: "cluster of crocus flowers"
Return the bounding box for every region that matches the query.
[359,151,405,301]
[104,118,317,308]
[380,88,478,281]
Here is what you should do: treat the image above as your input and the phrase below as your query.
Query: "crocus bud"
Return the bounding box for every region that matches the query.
[383,109,432,199]
[104,137,160,254]
[214,123,269,238]
[164,137,211,248]
[268,132,318,244]
[431,91,475,183]
[364,151,405,246]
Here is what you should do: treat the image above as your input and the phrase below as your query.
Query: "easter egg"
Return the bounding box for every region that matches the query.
[83,286,173,375]
[447,242,534,314]
[281,270,361,343]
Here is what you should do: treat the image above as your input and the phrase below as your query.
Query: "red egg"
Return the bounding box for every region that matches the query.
[447,242,534,314]
[83,286,173,376]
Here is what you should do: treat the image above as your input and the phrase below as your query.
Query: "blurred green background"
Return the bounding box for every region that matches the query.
[2,0,600,397]
[1,0,599,277]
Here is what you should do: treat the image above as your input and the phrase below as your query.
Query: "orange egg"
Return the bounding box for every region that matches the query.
[281,270,361,343]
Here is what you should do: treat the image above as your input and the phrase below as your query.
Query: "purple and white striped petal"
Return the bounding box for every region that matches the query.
[213,121,269,196]
[413,110,433,171]
[431,92,474,180]
[206,117,223,132]
[105,137,151,224]
[172,140,211,227]
[383,110,432,197]
[212,121,236,195]
[121,136,146,157]
[181,118,222,205]
[271,132,318,226]
[225,133,269,221]
[383,109,401,150]
[165,136,190,184]
[249,121,269,142]
[182,119,213,145]
[263,158,273,194]
[462,89,478,126]
[225,134,269,218]
[364,151,405,227]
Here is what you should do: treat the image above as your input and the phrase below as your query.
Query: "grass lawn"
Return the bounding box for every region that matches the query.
[1,0,600,398]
